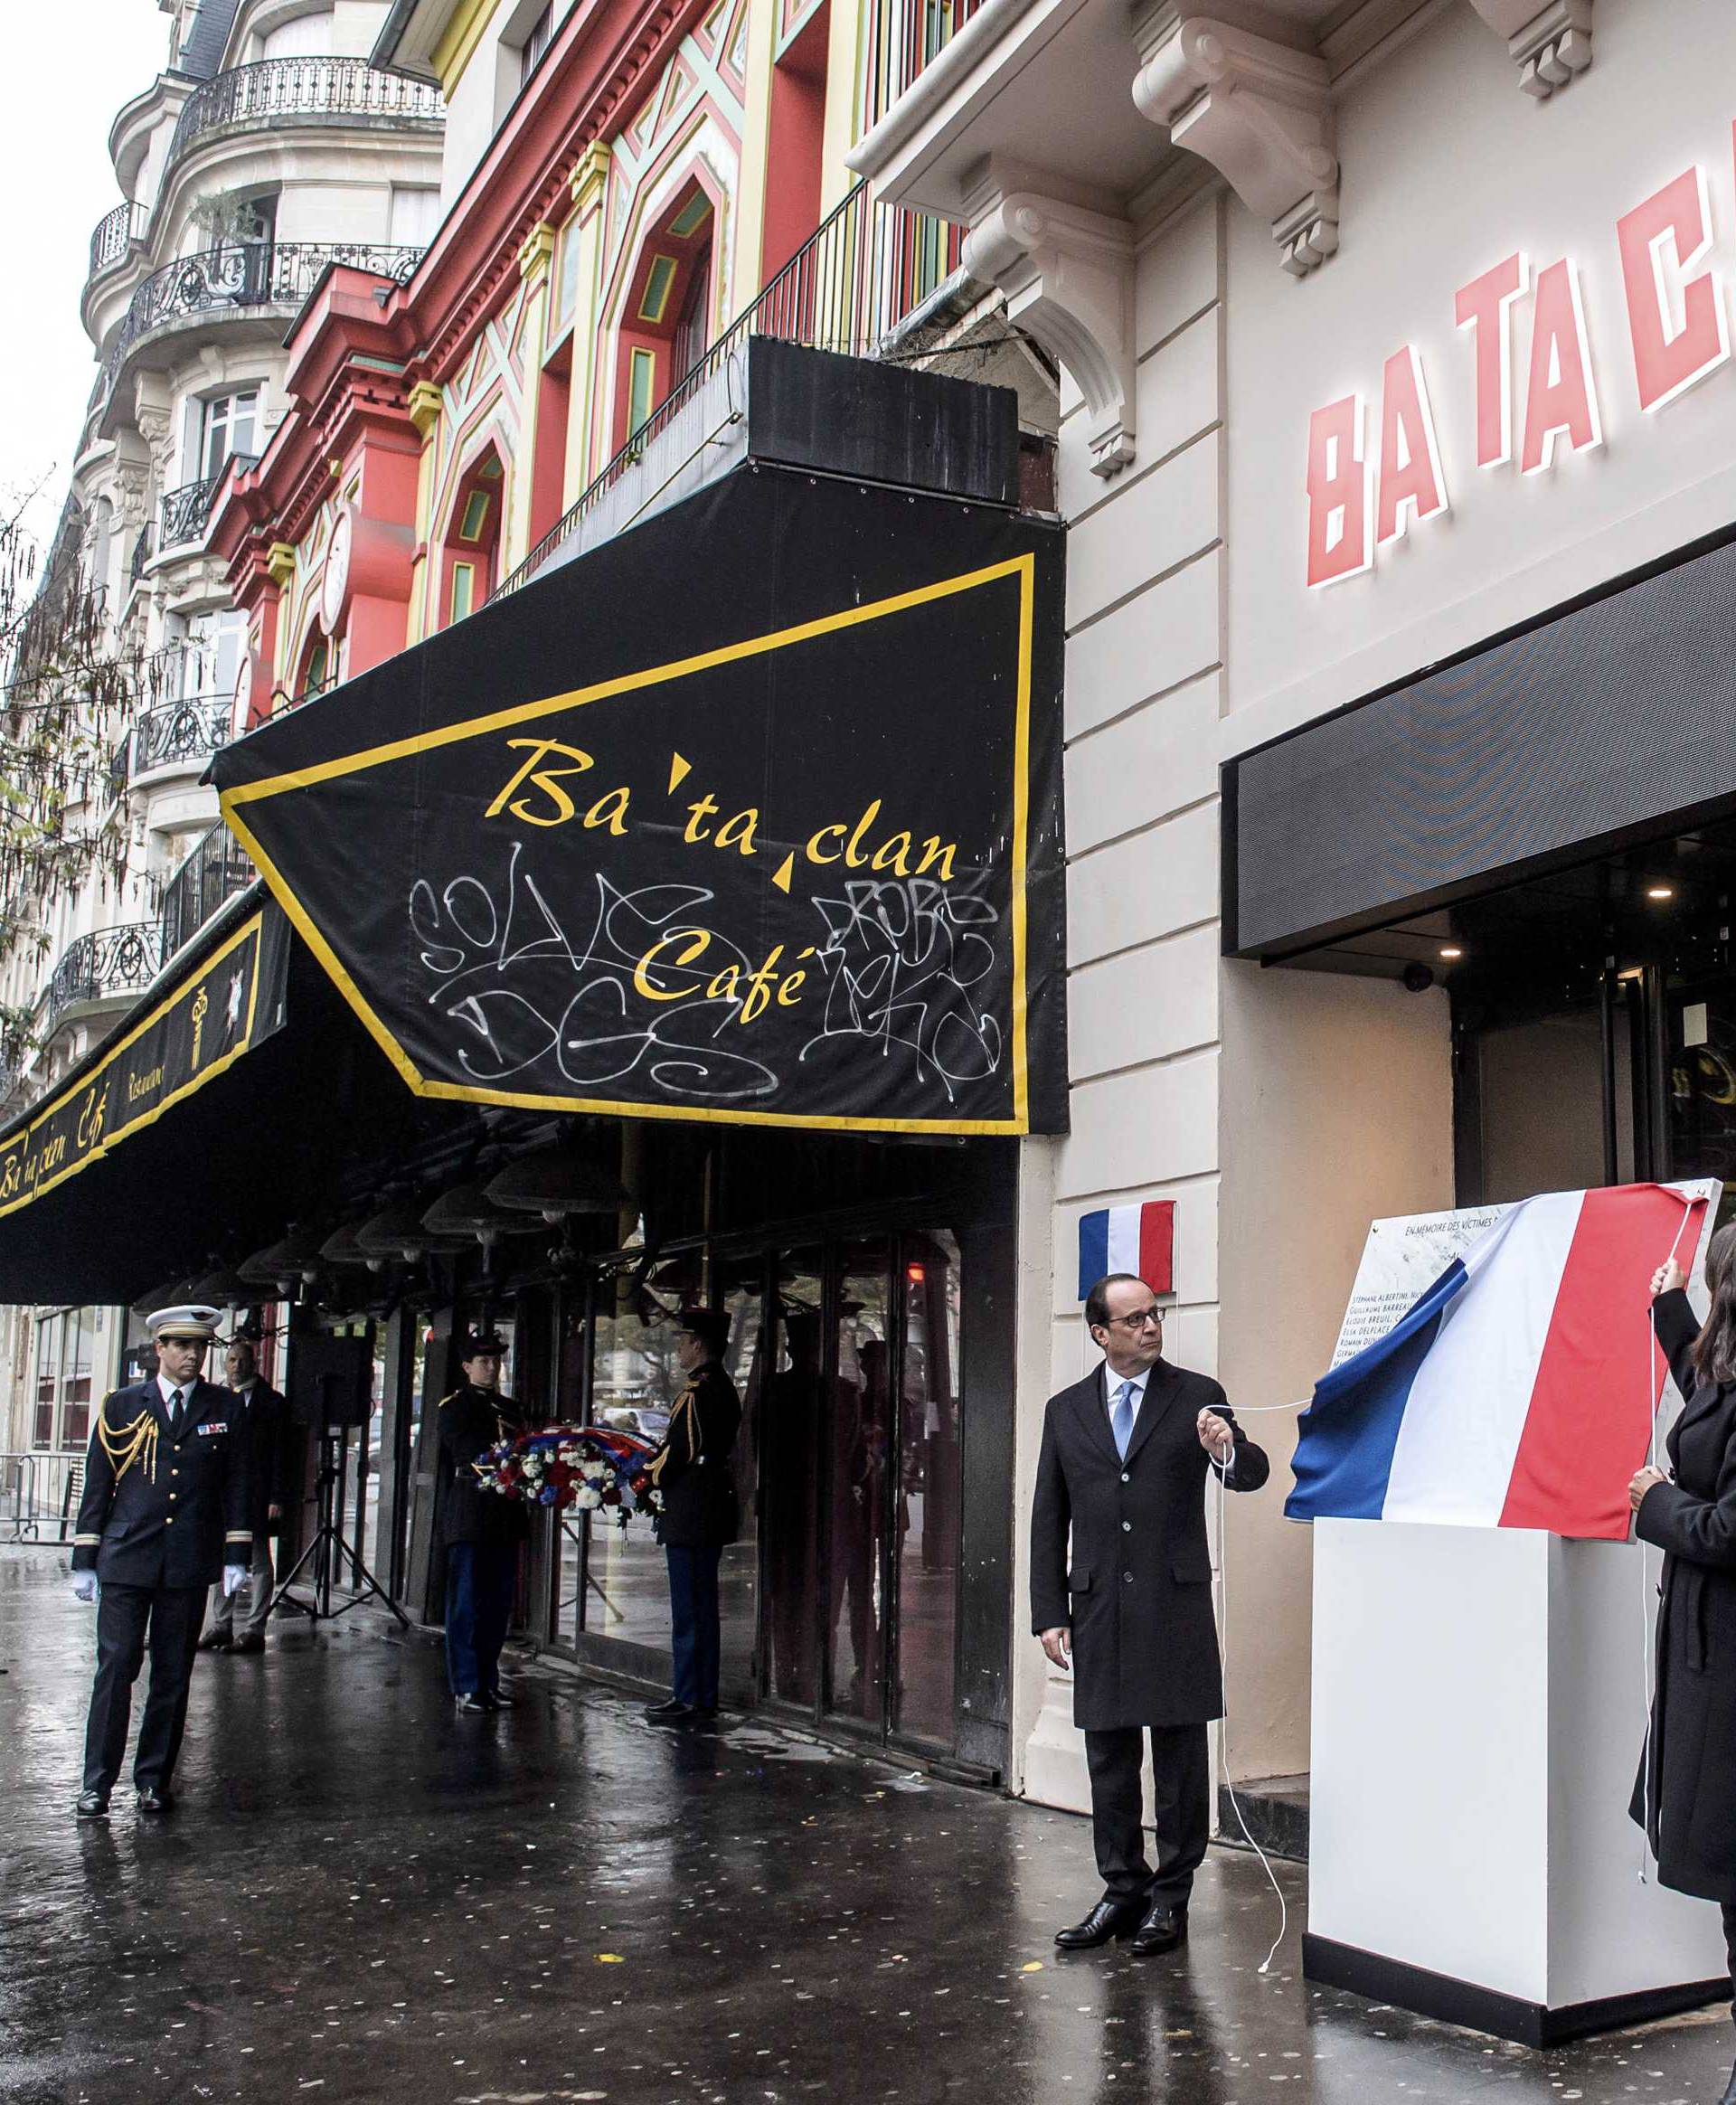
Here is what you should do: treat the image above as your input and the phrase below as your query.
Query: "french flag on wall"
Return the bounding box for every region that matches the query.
[1078,1200,1175,1300]
[1288,1181,1716,1542]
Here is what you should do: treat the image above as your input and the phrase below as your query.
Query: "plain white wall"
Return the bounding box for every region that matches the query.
[1216,961,1454,1779]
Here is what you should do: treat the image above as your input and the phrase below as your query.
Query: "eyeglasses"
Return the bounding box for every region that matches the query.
[1108,1307,1163,1330]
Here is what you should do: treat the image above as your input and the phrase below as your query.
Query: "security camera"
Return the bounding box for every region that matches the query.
[1401,962,1436,993]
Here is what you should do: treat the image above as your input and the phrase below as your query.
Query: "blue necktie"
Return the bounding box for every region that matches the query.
[1111,1379,1135,1460]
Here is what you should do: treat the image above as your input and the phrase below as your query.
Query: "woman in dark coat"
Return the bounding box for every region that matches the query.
[1633,1222,1736,2105]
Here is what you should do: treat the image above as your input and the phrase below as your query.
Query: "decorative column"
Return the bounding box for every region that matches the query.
[1131,6,1338,277]
[405,379,444,647]
[1464,0,1592,98]
[508,222,561,571]
[960,163,1137,478]
[563,144,611,501]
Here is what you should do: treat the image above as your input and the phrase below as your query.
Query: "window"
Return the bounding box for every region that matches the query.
[200,389,260,483]
[389,185,442,250]
[610,184,713,449]
[627,348,657,438]
[439,450,505,623]
[520,3,554,82]
[260,10,333,58]
[300,637,331,700]
[31,1307,108,1450]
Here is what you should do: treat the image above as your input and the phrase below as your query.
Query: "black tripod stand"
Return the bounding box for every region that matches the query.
[271,1429,408,1628]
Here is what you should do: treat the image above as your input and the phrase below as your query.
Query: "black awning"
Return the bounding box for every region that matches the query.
[0,891,289,1233]
[1225,528,1736,959]
[211,461,1067,1137]
[0,894,477,1305]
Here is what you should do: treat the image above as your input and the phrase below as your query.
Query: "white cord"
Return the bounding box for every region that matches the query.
[1212,1463,1288,1976]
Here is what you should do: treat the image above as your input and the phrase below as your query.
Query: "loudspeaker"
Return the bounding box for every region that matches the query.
[288,1332,373,1430]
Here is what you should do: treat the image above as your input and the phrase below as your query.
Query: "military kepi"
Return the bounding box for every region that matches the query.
[146,1305,221,1342]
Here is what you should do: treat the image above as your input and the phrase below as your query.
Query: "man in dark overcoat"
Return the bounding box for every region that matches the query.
[1031,1270,1269,1955]
[646,1307,741,1728]
[199,1335,297,1654]
[70,1306,255,1819]
[438,1330,529,1712]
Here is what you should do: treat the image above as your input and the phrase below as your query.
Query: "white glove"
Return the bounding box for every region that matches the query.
[71,1570,98,1604]
[222,1564,248,1598]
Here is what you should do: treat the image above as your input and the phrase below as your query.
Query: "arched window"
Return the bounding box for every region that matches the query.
[439,448,505,626]
[297,629,333,703]
[612,182,715,452]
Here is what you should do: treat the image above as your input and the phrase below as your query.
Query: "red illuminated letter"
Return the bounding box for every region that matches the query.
[1617,165,1728,413]
[1521,258,1602,474]
[1376,346,1448,544]
[1306,395,1371,588]
[1455,252,1528,468]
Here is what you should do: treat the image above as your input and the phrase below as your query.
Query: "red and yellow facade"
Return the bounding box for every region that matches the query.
[211,0,873,694]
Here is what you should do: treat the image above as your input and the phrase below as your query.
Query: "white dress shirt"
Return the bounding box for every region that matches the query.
[1104,1362,1235,1473]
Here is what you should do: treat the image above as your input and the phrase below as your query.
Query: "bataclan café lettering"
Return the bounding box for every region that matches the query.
[1306,126,1736,587]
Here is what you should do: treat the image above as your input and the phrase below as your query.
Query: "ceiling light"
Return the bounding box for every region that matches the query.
[1646,884,1675,901]
[1439,946,1463,960]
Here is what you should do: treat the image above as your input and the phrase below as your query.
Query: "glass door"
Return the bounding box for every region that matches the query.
[826,1240,893,1730]
[762,1251,824,1707]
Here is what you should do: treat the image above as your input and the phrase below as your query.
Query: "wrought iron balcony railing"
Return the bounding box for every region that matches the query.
[160,825,252,960]
[158,458,259,551]
[861,0,986,135]
[491,182,963,602]
[100,241,424,401]
[129,695,234,781]
[42,922,164,1031]
[168,56,444,169]
[128,521,154,587]
[89,200,150,280]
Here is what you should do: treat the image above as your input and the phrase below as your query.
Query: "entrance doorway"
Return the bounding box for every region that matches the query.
[761,1230,962,1749]
[556,1219,967,1759]
[1298,819,1736,1225]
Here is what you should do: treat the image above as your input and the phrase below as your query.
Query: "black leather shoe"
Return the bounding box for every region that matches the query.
[644,1699,694,1724]
[1054,1900,1144,1950]
[455,1692,491,1713]
[136,1788,173,1815]
[685,1706,719,1728]
[228,1634,265,1655]
[1130,1903,1187,1956]
[197,1631,231,1652]
[74,1791,108,1822]
[486,1687,518,1709]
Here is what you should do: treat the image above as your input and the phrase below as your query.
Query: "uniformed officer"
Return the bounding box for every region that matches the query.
[645,1307,741,1729]
[71,1307,254,1820]
[437,1330,529,1713]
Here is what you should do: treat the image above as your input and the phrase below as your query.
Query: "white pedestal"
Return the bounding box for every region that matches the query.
[1307,1518,1729,2044]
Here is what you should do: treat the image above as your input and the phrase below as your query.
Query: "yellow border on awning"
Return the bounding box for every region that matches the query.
[0,909,268,1220]
[221,556,1036,1136]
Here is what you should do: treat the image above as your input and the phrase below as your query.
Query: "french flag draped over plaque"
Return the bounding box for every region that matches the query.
[1078,1201,1175,1299]
[1288,1182,1714,1541]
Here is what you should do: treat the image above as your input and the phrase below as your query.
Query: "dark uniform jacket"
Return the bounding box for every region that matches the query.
[1633,1288,1736,1901]
[438,1384,531,1548]
[234,1379,297,1540]
[651,1362,741,1550]
[1030,1359,1269,1732]
[72,1375,254,1589]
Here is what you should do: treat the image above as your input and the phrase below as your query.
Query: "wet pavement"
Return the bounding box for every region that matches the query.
[2,1545,1734,2105]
